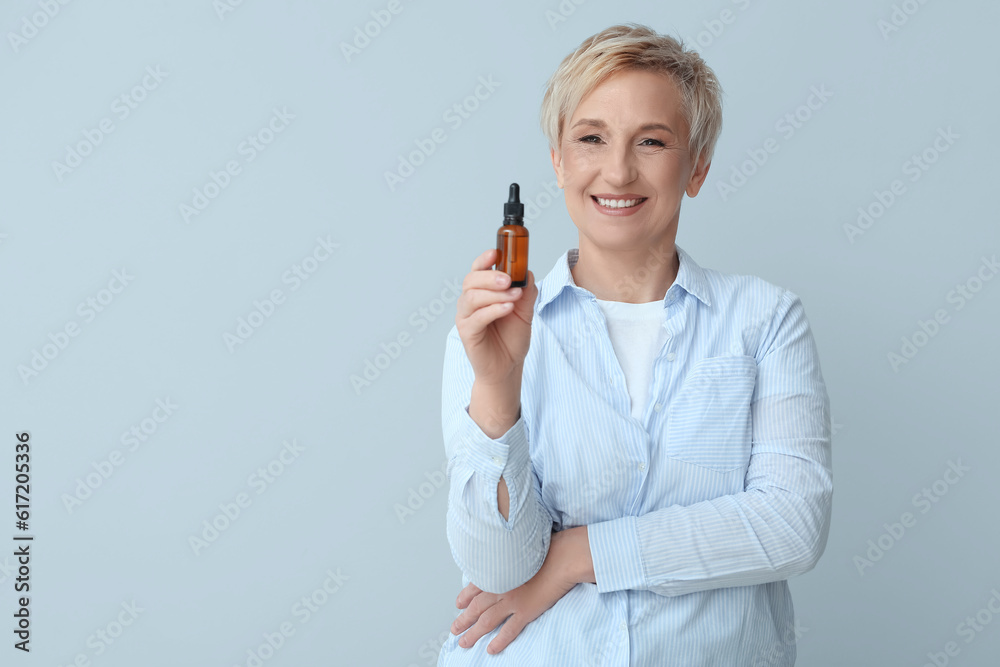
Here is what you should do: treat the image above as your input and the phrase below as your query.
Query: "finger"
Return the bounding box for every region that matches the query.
[487,615,527,655]
[457,248,516,317]
[458,272,517,321]
[456,583,482,609]
[451,590,496,635]
[462,250,513,297]
[456,291,522,334]
[466,250,533,292]
[456,283,522,321]
[458,602,512,649]
[470,248,499,272]
[470,247,519,275]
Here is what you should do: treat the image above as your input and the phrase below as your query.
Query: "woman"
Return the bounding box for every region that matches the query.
[438,23,832,666]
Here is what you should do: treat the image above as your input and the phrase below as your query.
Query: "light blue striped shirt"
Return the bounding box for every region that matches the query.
[438,244,833,666]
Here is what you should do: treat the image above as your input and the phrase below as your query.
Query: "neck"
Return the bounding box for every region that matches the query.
[571,240,678,304]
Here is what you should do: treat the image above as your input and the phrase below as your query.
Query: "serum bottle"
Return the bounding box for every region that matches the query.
[495,183,528,287]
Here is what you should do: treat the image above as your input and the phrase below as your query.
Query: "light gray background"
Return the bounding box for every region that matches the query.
[1,0,998,665]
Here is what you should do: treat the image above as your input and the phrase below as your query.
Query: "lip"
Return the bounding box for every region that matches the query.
[590,194,648,217]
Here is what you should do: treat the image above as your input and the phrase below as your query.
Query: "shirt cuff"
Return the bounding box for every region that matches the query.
[588,515,646,593]
[458,404,530,484]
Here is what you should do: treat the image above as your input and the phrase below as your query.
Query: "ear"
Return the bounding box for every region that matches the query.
[550,146,564,188]
[684,153,711,197]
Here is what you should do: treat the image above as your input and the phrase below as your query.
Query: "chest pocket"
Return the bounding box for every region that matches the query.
[665,355,757,472]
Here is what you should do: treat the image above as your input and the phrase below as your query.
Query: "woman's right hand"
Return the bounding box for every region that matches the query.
[455,248,537,388]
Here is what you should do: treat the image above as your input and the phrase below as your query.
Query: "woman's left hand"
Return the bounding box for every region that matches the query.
[450,526,590,655]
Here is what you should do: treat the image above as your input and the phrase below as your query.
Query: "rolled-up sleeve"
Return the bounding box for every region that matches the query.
[587,289,833,597]
[442,325,554,594]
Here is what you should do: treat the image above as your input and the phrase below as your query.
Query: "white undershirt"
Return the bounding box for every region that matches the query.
[594,298,669,421]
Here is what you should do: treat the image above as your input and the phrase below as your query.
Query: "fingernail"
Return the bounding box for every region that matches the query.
[496,274,509,285]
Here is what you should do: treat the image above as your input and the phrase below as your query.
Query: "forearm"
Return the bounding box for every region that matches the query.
[469,374,521,520]
[445,365,553,593]
[445,448,552,594]
[561,525,596,585]
[586,444,832,597]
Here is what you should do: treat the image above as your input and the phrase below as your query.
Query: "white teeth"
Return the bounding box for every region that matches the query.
[596,197,643,208]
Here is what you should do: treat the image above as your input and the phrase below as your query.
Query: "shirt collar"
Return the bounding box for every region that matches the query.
[535,243,712,314]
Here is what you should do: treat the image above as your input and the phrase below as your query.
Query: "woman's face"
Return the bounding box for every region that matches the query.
[551,69,710,251]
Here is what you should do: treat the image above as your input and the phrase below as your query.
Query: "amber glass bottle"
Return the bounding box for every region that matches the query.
[496,183,528,287]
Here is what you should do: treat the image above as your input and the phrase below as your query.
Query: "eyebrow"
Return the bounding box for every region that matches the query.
[570,118,676,135]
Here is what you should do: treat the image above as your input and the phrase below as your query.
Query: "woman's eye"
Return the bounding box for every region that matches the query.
[575,136,664,147]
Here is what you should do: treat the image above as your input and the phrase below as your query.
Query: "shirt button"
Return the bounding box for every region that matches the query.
[620,621,627,631]
[639,462,646,471]
[654,403,662,412]
[609,376,615,385]
[666,352,676,362]
[491,456,502,465]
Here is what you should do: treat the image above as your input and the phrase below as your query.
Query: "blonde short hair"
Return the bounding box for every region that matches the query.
[540,23,724,165]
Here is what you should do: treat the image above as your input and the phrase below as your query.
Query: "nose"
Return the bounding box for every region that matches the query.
[602,142,638,187]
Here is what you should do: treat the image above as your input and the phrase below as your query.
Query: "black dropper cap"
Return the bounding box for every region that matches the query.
[503,183,524,225]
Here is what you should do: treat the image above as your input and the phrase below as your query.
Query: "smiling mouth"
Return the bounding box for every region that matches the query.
[592,196,647,209]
